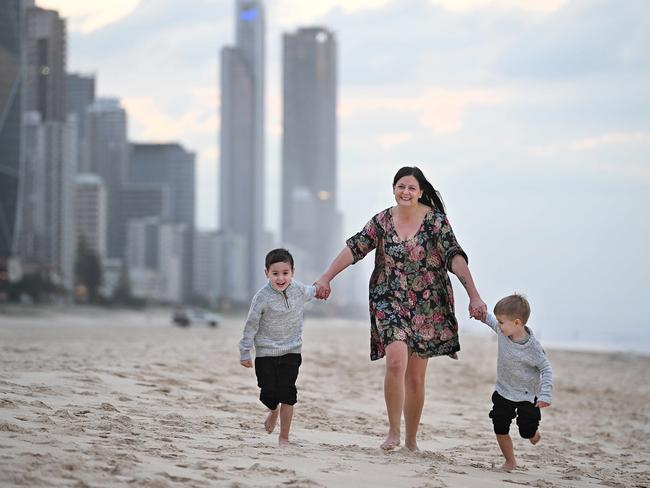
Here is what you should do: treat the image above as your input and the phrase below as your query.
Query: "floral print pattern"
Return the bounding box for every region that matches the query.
[346,208,468,360]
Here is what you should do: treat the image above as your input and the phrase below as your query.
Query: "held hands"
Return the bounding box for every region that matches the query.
[313,277,331,300]
[240,359,253,368]
[469,297,487,321]
[535,401,550,409]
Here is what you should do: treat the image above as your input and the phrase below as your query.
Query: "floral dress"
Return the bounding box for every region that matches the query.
[346,207,468,360]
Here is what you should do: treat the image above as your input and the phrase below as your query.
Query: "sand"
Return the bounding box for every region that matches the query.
[0,307,648,487]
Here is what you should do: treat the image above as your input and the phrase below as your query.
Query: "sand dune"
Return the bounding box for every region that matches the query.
[0,308,648,487]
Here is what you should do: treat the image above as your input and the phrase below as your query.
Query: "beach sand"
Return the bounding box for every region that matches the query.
[1,308,648,487]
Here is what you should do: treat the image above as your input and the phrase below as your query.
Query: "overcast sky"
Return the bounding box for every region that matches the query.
[40,0,650,347]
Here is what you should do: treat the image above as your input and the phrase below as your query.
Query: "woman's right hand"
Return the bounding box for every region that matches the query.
[314,277,331,300]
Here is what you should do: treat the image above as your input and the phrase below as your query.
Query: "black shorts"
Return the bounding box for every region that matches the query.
[254,353,302,410]
[489,391,541,439]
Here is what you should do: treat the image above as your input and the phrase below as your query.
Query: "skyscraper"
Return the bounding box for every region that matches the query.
[129,143,196,301]
[282,27,341,278]
[16,5,75,289]
[129,143,195,228]
[24,5,66,123]
[219,0,265,298]
[0,1,23,274]
[66,73,95,172]
[86,98,128,259]
[75,173,107,262]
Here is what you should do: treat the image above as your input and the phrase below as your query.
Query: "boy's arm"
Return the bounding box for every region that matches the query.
[295,280,317,302]
[535,350,553,406]
[304,283,316,301]
[239,297,262,362]
[481,311,499,333]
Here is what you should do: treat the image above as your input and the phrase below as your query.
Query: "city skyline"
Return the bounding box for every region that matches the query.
[6,0,650,348]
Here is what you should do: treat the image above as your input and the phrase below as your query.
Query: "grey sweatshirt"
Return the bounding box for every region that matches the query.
[482,312,553,404]
[239,281,316,361]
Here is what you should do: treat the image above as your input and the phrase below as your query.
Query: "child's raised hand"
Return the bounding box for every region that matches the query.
[535,400,550,408]
[240,359,253,368]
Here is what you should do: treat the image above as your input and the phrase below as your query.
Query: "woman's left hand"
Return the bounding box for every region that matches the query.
[469,297,487,320]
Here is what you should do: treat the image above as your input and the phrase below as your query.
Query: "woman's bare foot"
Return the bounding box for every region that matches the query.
[404,441,419,452]
[529,431,541,445]
[380,432,401,450]
[499,460,517,472]
[278,436,290,446]
[264,409,279,433]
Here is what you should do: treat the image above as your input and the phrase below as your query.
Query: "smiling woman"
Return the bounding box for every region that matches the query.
[314,166,487,451]
[36,0,140,33]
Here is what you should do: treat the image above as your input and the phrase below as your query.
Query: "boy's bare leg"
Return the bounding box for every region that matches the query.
[264,407,279,433]
[381,342,408,450]
[496,434,517,471]
[278,403,293,445]
[529,430,541,445]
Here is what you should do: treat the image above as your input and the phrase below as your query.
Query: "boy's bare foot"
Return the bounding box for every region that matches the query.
[380,433,401,450]
[529,431,541,445]
[499,460,517,472]
[264,409,279,433]
[278,436,290,446]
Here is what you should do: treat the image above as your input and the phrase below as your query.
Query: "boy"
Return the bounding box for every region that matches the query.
[475,294,553,472]
[239,248,316,445]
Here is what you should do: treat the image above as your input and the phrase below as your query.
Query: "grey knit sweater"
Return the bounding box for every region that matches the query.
[239,281,316,361]
[482,313,553,404]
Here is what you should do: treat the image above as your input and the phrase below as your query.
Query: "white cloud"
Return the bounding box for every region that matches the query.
[340,88,504,135]
[275,0,391,26]
[37,0,140,33]
[428,0,567,12]
[529,131,650,157]
[378,131,413,148]
[122,96,218,142]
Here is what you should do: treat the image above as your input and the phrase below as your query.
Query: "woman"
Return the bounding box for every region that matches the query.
[314,166,486,451]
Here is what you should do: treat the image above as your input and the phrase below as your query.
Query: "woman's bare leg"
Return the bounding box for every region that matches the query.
[381,341,408,450]
[404,355,428,451]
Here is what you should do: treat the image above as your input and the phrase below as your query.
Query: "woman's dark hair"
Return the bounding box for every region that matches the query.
[265,248,294,270]
[392,166,446,214]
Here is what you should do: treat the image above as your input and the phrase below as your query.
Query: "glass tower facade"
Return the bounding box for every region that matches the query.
[0,1,23,265]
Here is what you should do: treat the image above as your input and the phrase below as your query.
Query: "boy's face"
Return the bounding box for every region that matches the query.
[265,261,294,292]
[496,314,523,338]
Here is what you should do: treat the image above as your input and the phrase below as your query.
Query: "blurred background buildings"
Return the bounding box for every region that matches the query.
[0,0,352,313]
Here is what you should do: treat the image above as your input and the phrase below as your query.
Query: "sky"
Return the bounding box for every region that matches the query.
[39,0,650,350]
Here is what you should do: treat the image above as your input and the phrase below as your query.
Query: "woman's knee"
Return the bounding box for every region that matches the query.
[405,371,425,391]
[385,342,408,374]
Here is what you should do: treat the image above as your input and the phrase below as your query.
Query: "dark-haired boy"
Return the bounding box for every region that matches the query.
[239,248,317,445]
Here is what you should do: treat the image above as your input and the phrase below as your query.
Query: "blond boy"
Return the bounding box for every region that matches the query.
[477,294,553,471]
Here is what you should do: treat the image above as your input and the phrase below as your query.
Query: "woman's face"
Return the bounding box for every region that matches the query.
[393,175,422,208]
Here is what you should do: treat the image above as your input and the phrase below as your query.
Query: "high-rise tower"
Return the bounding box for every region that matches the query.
[86,98,128,260]
[282,27,341,278]
[66,73,95,172]
[219,0,265,299]
[0,1,23,273]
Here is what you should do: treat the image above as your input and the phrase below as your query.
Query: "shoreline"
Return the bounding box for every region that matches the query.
[2,304,648,357]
